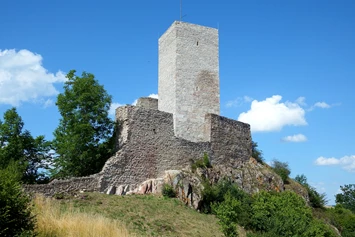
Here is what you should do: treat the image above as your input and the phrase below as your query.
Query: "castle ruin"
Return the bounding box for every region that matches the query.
[25,21,253,197]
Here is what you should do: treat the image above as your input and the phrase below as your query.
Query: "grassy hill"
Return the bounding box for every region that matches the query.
[33,192,224,237]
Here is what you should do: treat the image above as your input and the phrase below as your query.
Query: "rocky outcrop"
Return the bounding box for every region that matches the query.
[111,170,204,210]
[118,158,298,210]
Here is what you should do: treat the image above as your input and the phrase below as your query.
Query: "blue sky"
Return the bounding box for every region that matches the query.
[1,0,354,204]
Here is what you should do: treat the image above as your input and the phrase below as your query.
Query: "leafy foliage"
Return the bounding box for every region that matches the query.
[52,70,115,178]
[327,205,355,237]
[0,163,35,236]
[201,180,253,224]
[212,192,240,237]
[252,141,264,163]
[191,153,212,172]
[250,191,335,237]
[295,174,327,208]
[335,184,355,213]
[271,159,290,183]
[0,108,51,183]
[162,184,176,198]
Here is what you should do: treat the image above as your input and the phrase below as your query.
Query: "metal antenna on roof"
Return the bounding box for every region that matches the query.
[180,0,187,21]
[180,0,182,21]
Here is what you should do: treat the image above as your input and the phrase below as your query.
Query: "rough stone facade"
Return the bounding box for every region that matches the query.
[24,21,253,200]
[136,97,158,110]
[97,105,251,194]
[158,21,220,142]
[24,175,99,197]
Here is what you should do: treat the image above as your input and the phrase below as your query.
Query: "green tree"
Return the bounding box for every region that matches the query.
[327,205,355,237]
[271,159,290,183]
[52,70,114,178]
[250,191,335,237]
[212,192,241,237]
[0,163,35,236]
[336,184,355,213]
[295,174,307,186]
[295,174,327,208]
[0,108,51,183]
[252,141,264,163]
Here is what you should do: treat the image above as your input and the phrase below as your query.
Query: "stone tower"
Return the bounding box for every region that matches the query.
[158,21,220,142]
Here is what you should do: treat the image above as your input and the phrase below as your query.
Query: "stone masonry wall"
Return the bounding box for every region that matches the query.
[158,22,177,115]
[136,97,158,110]
[98,106,211,193]
[23,106,251,197]
[23,175,99,197]
[158,21,220,143]
[206,114,252,167]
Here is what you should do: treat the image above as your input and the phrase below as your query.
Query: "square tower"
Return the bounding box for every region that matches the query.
[158,21,220,142]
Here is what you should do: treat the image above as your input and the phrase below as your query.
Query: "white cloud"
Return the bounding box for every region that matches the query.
[148,93,158,99]
[308,101,338,111]
[43,99,54,108]
[132,93,158,105]
[295,97,307,106]
[314,102,331,109]
[281,134,307,142]
[238,95,307,132]
[109,102,123,116]
[226,96,253,108]
[0,49,66,106]
[315,155,355,172]
[309,181,327,193]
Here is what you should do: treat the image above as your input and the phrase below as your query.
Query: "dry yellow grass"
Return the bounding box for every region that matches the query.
[33,195,132,237]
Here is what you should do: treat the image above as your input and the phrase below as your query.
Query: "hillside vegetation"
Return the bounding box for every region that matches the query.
[33,192,223,237]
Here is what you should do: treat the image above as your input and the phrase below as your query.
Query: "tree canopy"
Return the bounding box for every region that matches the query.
[52,70,115,178]
[0,108,51,183]
[336,184,355,213]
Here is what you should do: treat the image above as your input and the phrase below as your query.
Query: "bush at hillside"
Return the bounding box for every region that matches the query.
[271,159,291,183]
[0,163,35,236]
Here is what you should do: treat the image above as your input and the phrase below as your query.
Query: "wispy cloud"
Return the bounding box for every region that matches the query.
[295,97,307,106]
[109,102,123,116]
[238,95,307,132]
[43,99,54,108]
[226,96,253,108]
[308,101,340,111]
[281,134,307,143]
[0,49,66,106]
[315,155,355,172]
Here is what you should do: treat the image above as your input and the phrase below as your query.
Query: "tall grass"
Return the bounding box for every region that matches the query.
[33,195,132,237]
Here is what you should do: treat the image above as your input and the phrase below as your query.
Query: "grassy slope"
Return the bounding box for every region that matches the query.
[35,192,223,237]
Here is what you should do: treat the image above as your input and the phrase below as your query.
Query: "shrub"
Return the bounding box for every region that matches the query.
[335,184,355,213]
[191,153,211,172]
[250,191,335,237]
[162,184,176,198]
[201,179,253,226]
[0,163,35,237]
[212,192,241,237]
[295,174,327,208]
[252,141,264,163]
[271,159,290,183]
[327,205,355,237]
[308,186,327,208]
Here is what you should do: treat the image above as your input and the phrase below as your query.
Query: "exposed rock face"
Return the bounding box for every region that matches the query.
[122,158,292,210]
[205,158,284,194]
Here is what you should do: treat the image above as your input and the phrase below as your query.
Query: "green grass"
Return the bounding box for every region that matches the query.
[54,192,223,237]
